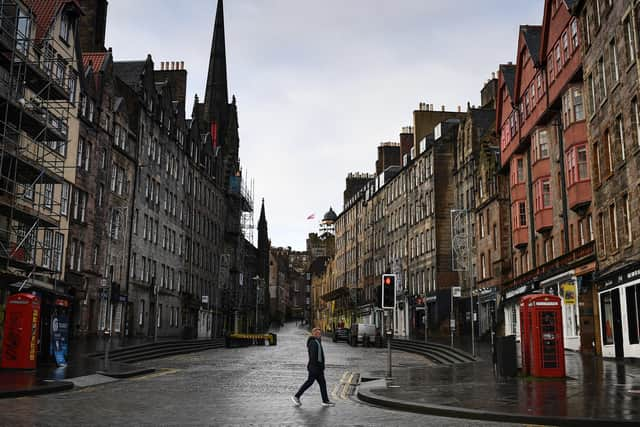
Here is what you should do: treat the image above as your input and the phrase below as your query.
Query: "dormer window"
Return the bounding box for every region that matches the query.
[60,13,72,44]
[16,7,31,55]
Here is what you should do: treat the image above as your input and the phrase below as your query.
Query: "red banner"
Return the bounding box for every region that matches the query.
[211,121,218,150]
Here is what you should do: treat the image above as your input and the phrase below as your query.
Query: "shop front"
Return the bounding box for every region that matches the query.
[598,263,640,359]
[477,287,497,339]
[540,271,581,351]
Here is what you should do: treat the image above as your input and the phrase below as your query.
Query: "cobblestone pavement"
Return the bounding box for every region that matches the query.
[0,324,523,426]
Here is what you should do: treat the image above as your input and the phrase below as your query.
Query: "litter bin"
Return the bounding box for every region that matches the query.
[496,335,517,377]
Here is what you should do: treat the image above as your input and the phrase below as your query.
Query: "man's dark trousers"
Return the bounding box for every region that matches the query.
[295,366,329,402]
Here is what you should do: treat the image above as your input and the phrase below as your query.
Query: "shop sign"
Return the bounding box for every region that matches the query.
[506,284,528,300]
[574,262,596,276]
[50,313,68,367]
[602,265,640,289]
[560,282,576,305]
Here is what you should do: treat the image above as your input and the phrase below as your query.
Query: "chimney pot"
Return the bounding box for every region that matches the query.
[457,105,461,112]
[491,72,496,79]
[180,61,184,70]
[441,105,445,112]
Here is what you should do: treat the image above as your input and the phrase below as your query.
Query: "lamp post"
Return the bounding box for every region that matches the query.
[103,206,128,369]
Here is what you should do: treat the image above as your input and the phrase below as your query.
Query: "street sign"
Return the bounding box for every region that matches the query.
[452,286,461,298]
[202,295,209,304]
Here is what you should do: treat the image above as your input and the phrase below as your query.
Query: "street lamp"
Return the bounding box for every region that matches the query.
[103,206,128,369]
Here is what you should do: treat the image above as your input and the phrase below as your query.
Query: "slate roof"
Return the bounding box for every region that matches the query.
[521,25,542,66]
[113,61,146,89]
[470,108,496,135]
[500,64,516,101]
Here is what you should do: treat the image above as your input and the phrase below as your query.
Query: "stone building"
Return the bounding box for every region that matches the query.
[0,0,82,365]
[453,100,497,337]
[574,0,640,358]
[474,76,512,337]
[498,0,596,353]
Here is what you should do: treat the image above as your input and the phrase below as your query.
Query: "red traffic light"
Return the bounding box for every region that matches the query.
[384,277,392,285]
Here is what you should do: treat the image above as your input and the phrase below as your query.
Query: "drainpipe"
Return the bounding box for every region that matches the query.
[555,115,570,253]
[526,149,537,268]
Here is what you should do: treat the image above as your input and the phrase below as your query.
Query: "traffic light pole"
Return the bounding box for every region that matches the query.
[386,309,392,379]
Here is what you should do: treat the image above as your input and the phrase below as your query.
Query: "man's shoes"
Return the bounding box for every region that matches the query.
[291,396,301,406]
[321,401,335,407]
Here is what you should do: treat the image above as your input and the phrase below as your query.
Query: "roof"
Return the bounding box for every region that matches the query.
[113,61,147,89]
[563,0,577,9]
[470,108,496,135]
[521,25,542,67]
[500,64,516,101]
[322,207,337,223]
[82,52,107,73]
[29,0,82,41]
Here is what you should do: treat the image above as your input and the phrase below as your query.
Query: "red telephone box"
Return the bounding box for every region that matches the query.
[519,294,538,376]
[1,293,41,369]
[521,294,565,378]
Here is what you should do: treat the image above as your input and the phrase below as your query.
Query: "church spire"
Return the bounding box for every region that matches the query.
[204,0,229,122]
[258,198,267,229]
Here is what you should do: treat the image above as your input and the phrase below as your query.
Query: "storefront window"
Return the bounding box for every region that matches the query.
[601,292,614,345]
[560,281,579,337]
[626,285,640,345]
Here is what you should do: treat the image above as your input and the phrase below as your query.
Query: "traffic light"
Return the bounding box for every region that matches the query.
[382,274,396,309]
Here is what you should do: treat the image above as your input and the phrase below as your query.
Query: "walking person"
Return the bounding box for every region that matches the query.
[291,327,335,407]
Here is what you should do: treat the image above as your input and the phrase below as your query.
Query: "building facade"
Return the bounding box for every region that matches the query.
[575,0,640,358]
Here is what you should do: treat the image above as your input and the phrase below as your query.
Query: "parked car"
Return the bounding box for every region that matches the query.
[351,323,377,344]
[332,327,350,342]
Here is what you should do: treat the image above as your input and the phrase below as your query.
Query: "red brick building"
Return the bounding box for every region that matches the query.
[497,0,597,353]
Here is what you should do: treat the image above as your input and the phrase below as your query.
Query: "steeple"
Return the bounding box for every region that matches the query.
[204,0,229,123]
[258,198,267,230]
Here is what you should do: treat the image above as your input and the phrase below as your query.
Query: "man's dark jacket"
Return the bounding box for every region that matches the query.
[306,336,325,370]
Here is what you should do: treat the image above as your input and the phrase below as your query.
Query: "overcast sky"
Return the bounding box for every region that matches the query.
[105,0,544,251]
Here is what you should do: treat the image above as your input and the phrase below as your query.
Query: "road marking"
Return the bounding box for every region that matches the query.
[132,368,179,381]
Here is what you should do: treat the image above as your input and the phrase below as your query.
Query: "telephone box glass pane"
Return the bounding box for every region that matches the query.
[540,311,558,368]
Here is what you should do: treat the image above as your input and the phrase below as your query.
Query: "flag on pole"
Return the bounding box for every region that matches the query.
[306,213,315,220]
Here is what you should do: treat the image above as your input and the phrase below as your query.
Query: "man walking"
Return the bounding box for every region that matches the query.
[291,327,335,407]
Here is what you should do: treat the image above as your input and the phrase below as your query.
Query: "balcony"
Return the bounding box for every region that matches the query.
[513,227,528,249]
[567,180,591,214]
[534,208,553,233]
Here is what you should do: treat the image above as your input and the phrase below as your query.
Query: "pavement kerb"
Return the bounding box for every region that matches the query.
[0,381,74,399]
[96,367,156,379]
[356,378,636,427]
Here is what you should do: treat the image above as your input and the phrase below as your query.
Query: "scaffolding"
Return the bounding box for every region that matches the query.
[0,0,75,287]
[240,173,254,244]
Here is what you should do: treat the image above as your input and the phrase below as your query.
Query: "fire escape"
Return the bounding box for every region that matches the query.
[0,1,73,289]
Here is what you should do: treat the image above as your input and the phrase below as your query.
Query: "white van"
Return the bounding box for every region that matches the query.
[351,323,377,344]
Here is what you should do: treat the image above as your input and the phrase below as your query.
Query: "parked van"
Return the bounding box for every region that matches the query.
[351,323,377,344]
